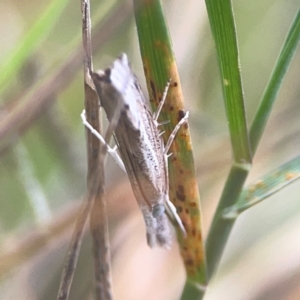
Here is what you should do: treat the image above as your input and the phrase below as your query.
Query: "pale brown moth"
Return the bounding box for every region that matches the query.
[84,54,187,247]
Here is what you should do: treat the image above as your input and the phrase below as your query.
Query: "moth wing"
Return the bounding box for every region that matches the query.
[115,121,171,248]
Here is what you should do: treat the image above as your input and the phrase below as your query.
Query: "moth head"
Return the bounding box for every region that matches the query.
[118,53,130,67]
[91,70,110,84]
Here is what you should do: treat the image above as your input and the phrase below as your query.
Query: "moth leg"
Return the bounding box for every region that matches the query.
[162,111,189,236]
[80,110,126,172]
[165,200,186,236]
[164,111,189,155]
[153,80,171,123]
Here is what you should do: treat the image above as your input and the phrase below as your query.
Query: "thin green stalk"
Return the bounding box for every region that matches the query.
[204,0,251,164]
[181,280,205,300]
[224,155,300,218]
[206,165,249,279]
[250,8,300,154]
[0,0,71,95]
[204,0,250,280]
[205,7,300,281]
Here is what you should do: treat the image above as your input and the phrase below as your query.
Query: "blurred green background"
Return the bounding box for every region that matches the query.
[0,0,299,299]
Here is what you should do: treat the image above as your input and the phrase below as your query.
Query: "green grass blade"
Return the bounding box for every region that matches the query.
[206,164,249,279]
[0,0,71,96]
[133,0,207,286]
[250,8,300,154]
[181,280,205,300]
[223,156,300,218]
[205,5,300,282]
[204,0,251,164]
[204,0,251,281]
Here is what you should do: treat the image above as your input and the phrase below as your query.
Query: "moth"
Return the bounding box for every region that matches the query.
[84,54,187,248]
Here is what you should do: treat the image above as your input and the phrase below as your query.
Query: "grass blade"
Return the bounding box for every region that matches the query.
[223,156,300,218]
[133,0,207,286]
[0,0,71,95]
[205,4,300,282]
[250,8,300,154]
[204,0,251,164]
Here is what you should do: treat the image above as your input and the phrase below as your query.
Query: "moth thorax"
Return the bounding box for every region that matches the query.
[152,204,165,217]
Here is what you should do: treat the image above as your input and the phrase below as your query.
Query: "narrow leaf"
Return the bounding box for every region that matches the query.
[133,0,207,285]
[205,0,251,164]
[223,156,300,218]
[0,0,71,95]
[250,8,300,154]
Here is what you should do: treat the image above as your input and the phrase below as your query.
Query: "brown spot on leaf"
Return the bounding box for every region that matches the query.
[170,105,174,111]
[178,185,184,193]
[178,110,185,121]
[286,172,297,180]
[144,66,148,75]
[173,82,178,87]
[150,80,156,100]
[185,258,194,266]
[176,191,185,201]
[176,185,186,202]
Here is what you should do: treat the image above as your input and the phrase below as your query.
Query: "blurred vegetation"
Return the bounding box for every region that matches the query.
[0,0,299,300]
